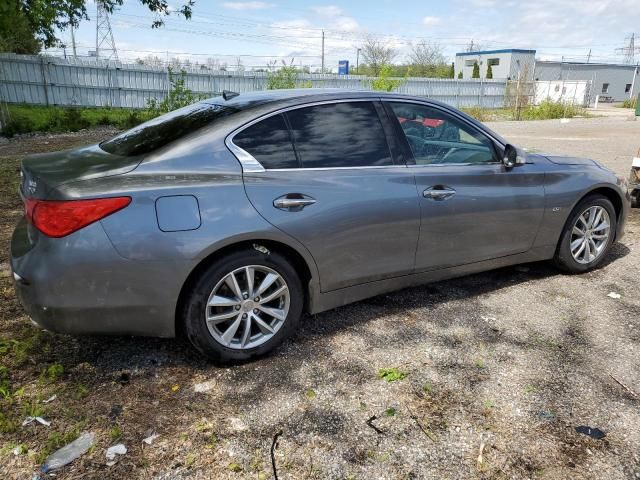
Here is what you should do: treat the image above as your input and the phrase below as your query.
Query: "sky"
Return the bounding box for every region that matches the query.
[48,0,640,71]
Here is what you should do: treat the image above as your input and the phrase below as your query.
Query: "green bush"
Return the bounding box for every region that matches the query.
[521,100,586,120]
[472,62,480,79]
[621,97,637,109]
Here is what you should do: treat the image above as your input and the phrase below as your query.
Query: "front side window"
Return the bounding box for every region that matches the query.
[286,102,392,168]
[388,102,496,165]
[233,114,298,169]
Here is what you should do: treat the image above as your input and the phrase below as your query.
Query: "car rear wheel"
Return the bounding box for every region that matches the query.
[553,194,617,273]
[183,248,303,363]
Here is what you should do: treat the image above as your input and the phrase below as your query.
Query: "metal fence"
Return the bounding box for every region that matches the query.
[0,53,508,110]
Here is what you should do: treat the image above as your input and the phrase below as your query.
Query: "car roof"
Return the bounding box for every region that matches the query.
[201,88,452,110]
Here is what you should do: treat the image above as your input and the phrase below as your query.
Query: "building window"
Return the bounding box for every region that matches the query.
[601,83,609,93]
[487,58,500,66]
[625,83,632,93]
[464,60,475,67]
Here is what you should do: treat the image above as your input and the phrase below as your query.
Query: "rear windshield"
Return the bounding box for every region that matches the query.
[100,101,238,156]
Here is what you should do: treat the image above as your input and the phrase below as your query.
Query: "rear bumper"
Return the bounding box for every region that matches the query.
[10,217,183,338]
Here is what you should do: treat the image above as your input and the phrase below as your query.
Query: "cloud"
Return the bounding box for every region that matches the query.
[310,5,343,17]
[422,16,441,26]
[222,1,273,10]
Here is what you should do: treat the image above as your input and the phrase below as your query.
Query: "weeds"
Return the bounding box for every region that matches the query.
[620,97,637,109]
[521,100,586,120]
[377,368,408,382]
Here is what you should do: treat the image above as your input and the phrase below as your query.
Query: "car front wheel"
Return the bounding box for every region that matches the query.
[553,194,617,273]
[183,248,303,363]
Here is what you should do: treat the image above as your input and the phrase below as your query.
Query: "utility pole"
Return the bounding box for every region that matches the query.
[616,33,639,65]
[586,49,591,63]
[321,30,325,73]
[356,48,361,74]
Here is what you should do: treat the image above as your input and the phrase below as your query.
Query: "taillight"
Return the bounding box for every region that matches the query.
[24,197,131,238]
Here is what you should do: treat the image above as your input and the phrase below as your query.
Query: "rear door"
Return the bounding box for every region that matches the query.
[385,101,546,271]
[232,99,420,292]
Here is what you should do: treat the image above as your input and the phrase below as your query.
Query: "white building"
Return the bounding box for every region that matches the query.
[454,49,536,81]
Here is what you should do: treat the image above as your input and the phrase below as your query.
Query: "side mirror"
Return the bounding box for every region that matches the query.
[503,144,527,168]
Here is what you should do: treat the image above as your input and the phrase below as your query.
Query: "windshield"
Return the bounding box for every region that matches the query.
[100,101,238,156]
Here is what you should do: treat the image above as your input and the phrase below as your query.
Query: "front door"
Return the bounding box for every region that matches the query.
[233,100,421,291]
[385,101,546,271]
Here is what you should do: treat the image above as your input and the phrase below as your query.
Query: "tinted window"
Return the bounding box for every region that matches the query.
[388,102,496,165]
[101,102,238,156]
[233,114,298,169]
[286,102,392,168]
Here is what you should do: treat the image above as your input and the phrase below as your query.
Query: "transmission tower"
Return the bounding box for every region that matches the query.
[96,3,118,61]
[615,33,640,64]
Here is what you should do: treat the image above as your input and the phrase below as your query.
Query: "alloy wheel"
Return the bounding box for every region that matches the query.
[570,206,611,264]
[205,265,290,349]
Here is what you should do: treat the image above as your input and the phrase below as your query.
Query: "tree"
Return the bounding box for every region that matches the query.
[458,71,463,79]
[371,64,404,92]
[472,61,480,79]
[0,0,194,54]
[147,68,202,114]
[449,63,455,78]
[486,63,493,79]
[407,41,446,77]
[360,36,396,76]
[266,60,311,90]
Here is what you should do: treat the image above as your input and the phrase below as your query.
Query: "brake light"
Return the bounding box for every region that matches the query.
[24,197,131,238]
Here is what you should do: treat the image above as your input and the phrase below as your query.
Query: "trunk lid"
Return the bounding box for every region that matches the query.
[20,144,141,199]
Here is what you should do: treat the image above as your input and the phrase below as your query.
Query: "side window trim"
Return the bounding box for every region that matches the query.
[227,98,402,172]
[383,99,504,167]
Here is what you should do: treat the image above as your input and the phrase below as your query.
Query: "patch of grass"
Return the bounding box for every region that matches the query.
[304,388,316,400]
[0,411,17,433]
[384,407,397,417]
[43,363,64,382]
[524,384,538,394]
[620,98,637,109]
[1,104,156,137]
[474,358,486,369]
[228,462,243,472]
[377,368,407,382]
[482,399,495,410]
[74,384,89,399]
[0,364,11,399]
[35,427,82,464]
[422,382,433,395]
[109,425,123,441]
[521,100,586,120]
[21,397,45,418]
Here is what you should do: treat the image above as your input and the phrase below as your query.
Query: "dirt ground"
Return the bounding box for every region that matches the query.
[0,119,639,480]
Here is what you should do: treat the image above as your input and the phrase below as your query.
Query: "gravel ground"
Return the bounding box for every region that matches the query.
[0,119,639,480]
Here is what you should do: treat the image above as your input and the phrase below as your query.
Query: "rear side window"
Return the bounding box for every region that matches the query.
[100,102,238,156]
[233,114,298,169]
[286,102,392,168]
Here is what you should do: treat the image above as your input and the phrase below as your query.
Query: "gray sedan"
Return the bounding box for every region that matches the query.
[10,89,630,362]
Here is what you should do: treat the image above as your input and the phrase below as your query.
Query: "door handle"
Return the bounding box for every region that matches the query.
[423,186,456,201]
[273,194,316,211]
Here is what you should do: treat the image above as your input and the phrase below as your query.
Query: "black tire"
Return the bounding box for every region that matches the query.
[183,248,303,363]
[553,194,617,273]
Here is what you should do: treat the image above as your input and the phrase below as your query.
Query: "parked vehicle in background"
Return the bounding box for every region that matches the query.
[10,89,630,362]
[630,152,640,208]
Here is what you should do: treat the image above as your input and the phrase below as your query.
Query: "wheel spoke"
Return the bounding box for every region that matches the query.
[240,315,252,347]
[585,238,593,261]
[259,285,288,305]
[258,305,286,321]
[245,266,255,297]
[221,314,243,345]
[592,220,609,232]
[225,272,243,299]
[572,225,585,236]
[578,214,589,229]
[587,207,597,227]
[574,240,586,258]
[570,237,584,252]
[207,310,238,324]
[592,208,603,228]
[208,295,240,307]
[591,233,607,240]
[252,314,275,334]
[255,272,279,297]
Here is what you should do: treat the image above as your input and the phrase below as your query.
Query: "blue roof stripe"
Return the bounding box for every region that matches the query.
[456,49,536,57]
